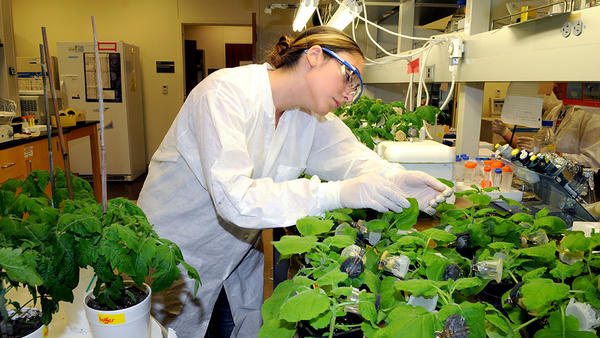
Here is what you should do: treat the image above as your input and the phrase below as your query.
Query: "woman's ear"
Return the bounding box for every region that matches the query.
[304,45,323,68]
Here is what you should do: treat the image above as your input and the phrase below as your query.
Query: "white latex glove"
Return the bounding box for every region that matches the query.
[339,173,411,213]
[384,170,453,215]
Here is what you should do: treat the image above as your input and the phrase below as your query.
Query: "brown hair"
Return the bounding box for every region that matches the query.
[268,26,364,69]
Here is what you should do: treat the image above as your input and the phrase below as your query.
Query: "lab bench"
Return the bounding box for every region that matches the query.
[0,121,101,202]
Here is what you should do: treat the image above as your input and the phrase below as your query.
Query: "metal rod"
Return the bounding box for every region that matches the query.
[91,16,107,211]
[39,44,55,205]
[41,27,73,199]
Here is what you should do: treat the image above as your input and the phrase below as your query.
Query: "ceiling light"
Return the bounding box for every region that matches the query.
[293,0,318,32]
[327,0,362,31]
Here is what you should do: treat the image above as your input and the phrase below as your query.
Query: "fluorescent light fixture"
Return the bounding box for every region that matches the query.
[293,0,318,32]
[327,0,362,31]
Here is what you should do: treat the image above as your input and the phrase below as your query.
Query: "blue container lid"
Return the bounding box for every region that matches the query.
[456,155,461,162]
[495,168,502,174]
[457,0,466,6]
[542,120,554,127]
[462,155,469,160]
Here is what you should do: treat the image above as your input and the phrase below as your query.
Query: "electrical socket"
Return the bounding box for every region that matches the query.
[573,19,583,36]
[425,65,435,81]
[561,21,571,38]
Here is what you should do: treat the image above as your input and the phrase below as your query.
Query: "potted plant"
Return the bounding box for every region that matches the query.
[1,169,201,337]
[260,181,600,337]
[0,170,82,337]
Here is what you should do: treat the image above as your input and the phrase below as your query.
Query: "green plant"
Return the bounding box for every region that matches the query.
[260,184,600,337]
[333,96,443,149]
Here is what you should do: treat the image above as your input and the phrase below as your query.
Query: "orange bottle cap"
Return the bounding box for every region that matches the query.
[502,166,512,172]
[465,161,477,168]
[483,166,492,172]
[491,161,504,168]
[483,160,493,166]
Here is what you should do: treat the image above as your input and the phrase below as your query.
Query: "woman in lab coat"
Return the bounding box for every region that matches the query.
[493,91,600,168]
[137,26,452,337]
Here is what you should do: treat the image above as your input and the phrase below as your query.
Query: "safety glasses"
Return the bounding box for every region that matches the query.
[320,47,364,103]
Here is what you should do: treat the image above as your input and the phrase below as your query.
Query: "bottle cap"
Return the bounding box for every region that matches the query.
[465,161,477,168]
[530,155,538,161]
[484,166,492,172]
[484,160,493,166]
[502,166,512,172]
[456,155,461,162]
[542,120,554,127]
[511,149,520,156]
[495,168,502,174]
[462,155,469,160]
[495,143,500,149]
[491,161,504,168]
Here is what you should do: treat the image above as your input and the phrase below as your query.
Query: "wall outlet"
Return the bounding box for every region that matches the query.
[561,21,571,38]
[425,65,435,81]
[573,19,583,36]
[162,84,168,95]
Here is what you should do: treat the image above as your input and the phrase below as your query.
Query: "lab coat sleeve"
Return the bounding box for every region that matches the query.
[560,108,600,168]
[304,113,403,181]
[175,87,342,229]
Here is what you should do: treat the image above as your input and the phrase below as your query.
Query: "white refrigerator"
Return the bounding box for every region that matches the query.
[57,41,146,181]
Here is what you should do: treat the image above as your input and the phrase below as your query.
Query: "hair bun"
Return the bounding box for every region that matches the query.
[276,36,292,55]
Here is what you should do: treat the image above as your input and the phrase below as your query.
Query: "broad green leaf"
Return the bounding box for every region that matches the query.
[467,193,492,206]
[561,232,592,252]
[572,276,600,308]
[550,261,584,281]
[258,319,295,338]
[280,289,330,322]
[419,228,457,244]
[395,279,441,297]
[534,311,596,338]
[359,292,377,323]
[262,280,295,321]
[439,301,486,338]
[323,235,354,249]
[376,303,440,337]
[520,278,569,314]
[272,235,318,256]
[365,219,388,232]
[0,247,43,286]
[486,313,511,336]
[309,309,333,329]
[535,208,549,218]
[316,266,348,287]
[533,216,566,235]
[150,244,180,293]
[364,269,380,293]
[327,211,353,222]
[522,267,547,281]
[437,178,454,188]
[487,242,515,251]
[517,241,557,262]
[391,198,419,230]
[510,213,534,224]
[332,287,353,298]
[296,216,334,236]
[452,277,482,291]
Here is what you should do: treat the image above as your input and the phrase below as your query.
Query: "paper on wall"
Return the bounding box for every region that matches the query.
[501,82,543,128]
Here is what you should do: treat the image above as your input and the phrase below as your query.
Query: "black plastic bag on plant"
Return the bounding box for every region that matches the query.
[454,232,473,258]
[443,264,463,281]
[435,314,469,338]
[340,249,366,278]
[505,281,525,308]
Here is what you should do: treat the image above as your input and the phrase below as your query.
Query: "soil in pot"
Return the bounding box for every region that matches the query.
[297,312,363,338]
[86,286,148,311]
[0,309,43,338]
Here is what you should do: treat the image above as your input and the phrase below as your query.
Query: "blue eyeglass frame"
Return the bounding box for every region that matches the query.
[305,47,364,103]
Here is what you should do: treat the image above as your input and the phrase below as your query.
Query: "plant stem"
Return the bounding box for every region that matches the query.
[508,271,519,284]
[515,316,538,332]
[0,283,13,336]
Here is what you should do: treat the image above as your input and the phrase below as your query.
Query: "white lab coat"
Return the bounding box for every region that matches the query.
[137,63,397,337]
[543,103,600,168]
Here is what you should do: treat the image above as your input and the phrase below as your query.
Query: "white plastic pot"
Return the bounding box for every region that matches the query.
[83,283,151,338]
[8,308,47,338]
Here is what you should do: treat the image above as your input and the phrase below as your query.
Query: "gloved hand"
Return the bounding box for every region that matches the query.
[517,137,534,152]
[492,119,509,138]
[339,173,411,213]
[383,170,453,215]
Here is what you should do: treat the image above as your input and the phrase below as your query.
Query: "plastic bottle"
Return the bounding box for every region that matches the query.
[454,155,463,182]
[500,166,513,192]
[533,120,556,153]
[464,161,477,185]
[481,166,492,188]
[493,168,502,187]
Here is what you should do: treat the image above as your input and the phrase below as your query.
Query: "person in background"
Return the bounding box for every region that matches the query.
[492,86,600,168]
[137,26,452,337]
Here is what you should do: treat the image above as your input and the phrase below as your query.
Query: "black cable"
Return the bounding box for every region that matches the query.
[508,124,517,147]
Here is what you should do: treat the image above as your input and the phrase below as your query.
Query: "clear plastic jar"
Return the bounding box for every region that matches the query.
[464,161,477,185]
[500,166,513,192]
[481,166,492,188]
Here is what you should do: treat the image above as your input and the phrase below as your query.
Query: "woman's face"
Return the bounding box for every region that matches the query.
[305,49,364,116]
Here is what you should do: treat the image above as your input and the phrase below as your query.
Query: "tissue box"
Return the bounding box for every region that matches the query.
[50,108,78,128]
[376,140,455,180]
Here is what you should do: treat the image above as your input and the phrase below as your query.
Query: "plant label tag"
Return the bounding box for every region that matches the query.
[97,313,126,324]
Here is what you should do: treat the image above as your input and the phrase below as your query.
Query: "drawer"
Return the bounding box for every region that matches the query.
[0,146,26,184]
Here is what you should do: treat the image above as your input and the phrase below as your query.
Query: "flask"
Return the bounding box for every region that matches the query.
[500,166,513,192]
[493,168,502,187]
[480,166,492,188]
[533,120,556,153]
[464,161,477,185]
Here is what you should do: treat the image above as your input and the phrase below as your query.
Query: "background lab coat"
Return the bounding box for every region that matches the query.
[137,63,399,337]
[543,103,600,168]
